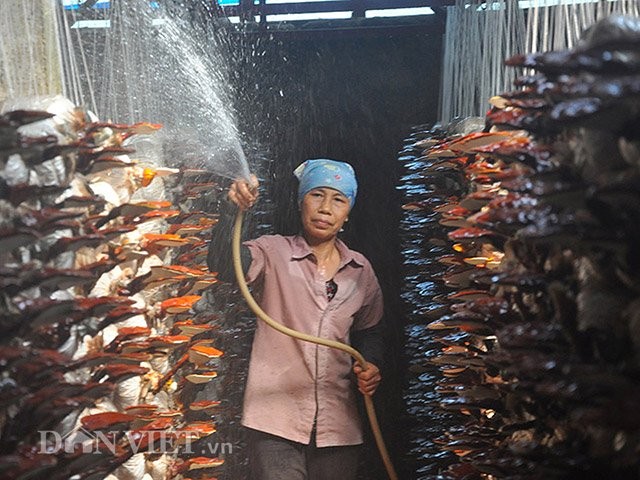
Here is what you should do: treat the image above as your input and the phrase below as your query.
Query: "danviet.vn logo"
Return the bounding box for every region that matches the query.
[37,427,233,455]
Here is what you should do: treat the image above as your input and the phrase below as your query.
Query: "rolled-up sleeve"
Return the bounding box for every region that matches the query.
[352,266,383,331]
[351,266,385,368]
[243,238,268,285]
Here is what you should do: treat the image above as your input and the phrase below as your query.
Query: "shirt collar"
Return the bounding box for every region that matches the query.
[291,235,364,268]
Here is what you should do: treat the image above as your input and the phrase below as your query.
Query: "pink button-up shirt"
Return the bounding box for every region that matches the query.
[241,234,383,447]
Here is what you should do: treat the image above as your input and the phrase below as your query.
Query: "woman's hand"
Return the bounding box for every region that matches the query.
[228,174,259,211]
[353,362,381,396]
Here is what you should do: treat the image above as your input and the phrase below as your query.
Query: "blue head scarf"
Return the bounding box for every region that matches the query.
[293,159,358,208]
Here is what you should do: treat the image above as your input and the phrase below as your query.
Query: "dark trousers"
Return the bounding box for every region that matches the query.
[247,428,361,480]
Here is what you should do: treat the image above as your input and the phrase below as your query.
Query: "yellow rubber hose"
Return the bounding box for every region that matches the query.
[232,209,398,480]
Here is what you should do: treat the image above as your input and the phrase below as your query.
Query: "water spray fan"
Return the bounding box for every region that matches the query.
[232,208,398,480]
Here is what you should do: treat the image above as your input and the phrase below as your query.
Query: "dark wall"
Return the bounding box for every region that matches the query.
[227,23,443,478]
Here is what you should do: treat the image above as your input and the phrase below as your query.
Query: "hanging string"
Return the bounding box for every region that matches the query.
[439,0,638,123]
[57,2,82,107]
[72,13,98,115]
[440,0,525,123]
[0,0,64,104]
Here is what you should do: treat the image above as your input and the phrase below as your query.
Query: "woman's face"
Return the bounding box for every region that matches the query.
[300,187,351,244]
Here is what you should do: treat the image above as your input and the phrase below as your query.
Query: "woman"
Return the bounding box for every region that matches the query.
[209,159,384,480]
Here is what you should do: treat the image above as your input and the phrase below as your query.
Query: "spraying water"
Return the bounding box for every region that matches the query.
[58,0,250,180]
[52,4,257,478]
